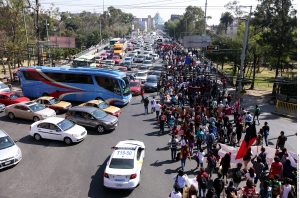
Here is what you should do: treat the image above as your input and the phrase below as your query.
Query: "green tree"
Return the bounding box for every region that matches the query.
[220,12,234,34]
[254,0,297,94]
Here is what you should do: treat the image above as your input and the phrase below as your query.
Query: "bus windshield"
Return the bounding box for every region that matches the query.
[121,77,130,96]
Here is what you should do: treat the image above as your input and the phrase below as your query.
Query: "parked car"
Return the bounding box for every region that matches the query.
[0,92,30,106]
[103,140,145,189]
[143,75,158,92]
[129,80,142,96]
[79,100,121,117]
[5,101,56,122]
[0,129,22,169]
[135,72,148,83]
[0,81,10,92]
[112,55,121,64]
[29,117,87,145]
[35,96,71,113]
[65,106,118,134]
[0,103,5,112]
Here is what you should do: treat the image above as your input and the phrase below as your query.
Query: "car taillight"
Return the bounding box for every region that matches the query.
[104,172,109,178]
[130,173,137,180]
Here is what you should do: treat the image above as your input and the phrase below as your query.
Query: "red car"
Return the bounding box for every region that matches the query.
[0,92,30,106]
[129,80,142,96]
[112,55,121,64]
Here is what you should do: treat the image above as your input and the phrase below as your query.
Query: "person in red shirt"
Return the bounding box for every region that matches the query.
[243,179,257,197]
[269,156,283,179]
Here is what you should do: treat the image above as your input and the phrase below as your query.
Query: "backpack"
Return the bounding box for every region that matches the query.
[232,169,243,183]
[199,175,207,189]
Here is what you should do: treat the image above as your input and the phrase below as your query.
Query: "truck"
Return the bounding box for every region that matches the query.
[113,40,127,58]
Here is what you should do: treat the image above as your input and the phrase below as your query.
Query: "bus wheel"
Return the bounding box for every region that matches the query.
[42,93,49,96]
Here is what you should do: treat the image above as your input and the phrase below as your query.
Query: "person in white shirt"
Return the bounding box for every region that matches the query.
[173,170,186,194]
[150,96,156,114]
[155,102,161,120]
[196,148,205,168]
[245,112,253,126]
[169,185,182,198]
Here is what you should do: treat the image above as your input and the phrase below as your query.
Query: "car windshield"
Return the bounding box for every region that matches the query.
[137,73,146,77]
[121,77,131,96]
[129,82,139,87]
[0,136,14,150]
[10,93,20,100]
[57,119,75,131]
[91,109,107,119]
[28,103,45,112]
[109,158,134,169]
[98,102,109,109]
[49,98,59,104]
[140,67,148,70]
[147,78,157,83]
[144,61,151,64]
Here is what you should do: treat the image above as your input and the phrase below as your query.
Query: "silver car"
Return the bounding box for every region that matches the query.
[0,129,22,169]
[65,106,118,134]
[5,101,56,122]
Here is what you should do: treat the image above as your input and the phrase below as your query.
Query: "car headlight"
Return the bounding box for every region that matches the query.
[14,149,22,159]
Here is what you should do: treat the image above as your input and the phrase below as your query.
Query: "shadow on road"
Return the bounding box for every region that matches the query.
[88,156,133,198]
[18,135,75,147]
[132,113,145,117]
[156,146,169,151]
[130,102,141,105]
[150,159,175,167]
[145,131,168,136]
[164,167,182,174]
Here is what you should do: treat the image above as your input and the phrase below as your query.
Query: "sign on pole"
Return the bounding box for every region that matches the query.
[183,35,212,48]
[206,45,219,51]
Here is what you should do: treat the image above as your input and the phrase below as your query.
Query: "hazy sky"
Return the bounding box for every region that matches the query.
[40,0,296,25]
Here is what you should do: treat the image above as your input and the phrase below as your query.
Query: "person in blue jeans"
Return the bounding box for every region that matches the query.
[262,122,270,146]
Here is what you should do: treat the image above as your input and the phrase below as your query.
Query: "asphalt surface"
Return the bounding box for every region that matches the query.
[0,46,297,197]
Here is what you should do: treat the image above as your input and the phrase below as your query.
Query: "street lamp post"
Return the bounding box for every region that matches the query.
[237,6,252,96]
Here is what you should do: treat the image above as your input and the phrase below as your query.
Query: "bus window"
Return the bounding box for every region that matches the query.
[95,76,120,94]
[120,77,130,96]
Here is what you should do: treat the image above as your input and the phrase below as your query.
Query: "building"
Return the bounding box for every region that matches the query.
[170,14,183,21]
[133,15,155,32]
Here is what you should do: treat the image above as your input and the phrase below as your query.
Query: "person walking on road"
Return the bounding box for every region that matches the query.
[141,87,145,103]
[262,122,270,146]
[213,172,225,198]
[180,145,190,171]
[150,96,156,114]
[155,102,161,120]
[254,105,261,124]
[170,135,178,161]
[159,113,167,134]
[276,131,287,150]
[143,97,149,115]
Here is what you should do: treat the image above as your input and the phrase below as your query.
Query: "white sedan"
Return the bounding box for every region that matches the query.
[29,117,87,145]
[104,140,145,189]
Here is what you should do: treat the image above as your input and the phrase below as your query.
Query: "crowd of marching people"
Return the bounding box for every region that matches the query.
[142,44,297,198]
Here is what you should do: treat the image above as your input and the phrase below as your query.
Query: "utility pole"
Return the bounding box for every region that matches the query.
[203,0,208,36]
[237,6,252,96]
[36,0,41,66]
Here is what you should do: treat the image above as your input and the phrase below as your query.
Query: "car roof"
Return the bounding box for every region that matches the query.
[69,106,99,113]
[40,117,65,124]
[115,140,145,148]
[0,92,14,96]
[0,129,9,138]
[147,75,157,79]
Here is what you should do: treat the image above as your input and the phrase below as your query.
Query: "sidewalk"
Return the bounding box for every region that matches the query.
[241,90,297,153]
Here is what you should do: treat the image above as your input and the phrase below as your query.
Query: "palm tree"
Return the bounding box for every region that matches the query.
[220,12,234,34]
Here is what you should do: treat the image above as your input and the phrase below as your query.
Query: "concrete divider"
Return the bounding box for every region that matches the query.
[275,100,297,117]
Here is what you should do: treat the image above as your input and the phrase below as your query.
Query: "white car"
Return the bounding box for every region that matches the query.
[0,81,10,92]
[135,72,148,83]
[0,129,22,169]
[152,54,159,61]
[29,117,87,145]
[104,140,145,189]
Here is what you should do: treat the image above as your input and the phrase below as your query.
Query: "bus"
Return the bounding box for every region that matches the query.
[113,40,127,58]
[18,66,132,106]
[109,38,121,49]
